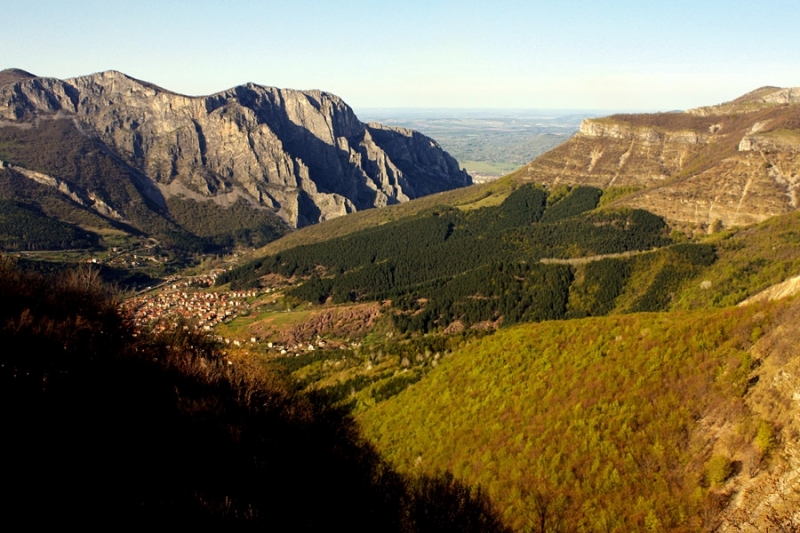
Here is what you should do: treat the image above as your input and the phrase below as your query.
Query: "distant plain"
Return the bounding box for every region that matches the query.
[357,109,602,180]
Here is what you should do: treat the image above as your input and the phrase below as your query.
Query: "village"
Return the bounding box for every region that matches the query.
[121,271,259,334]
[120,272,351,358]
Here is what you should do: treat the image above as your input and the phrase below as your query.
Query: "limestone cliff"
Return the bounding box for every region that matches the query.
[0,69,470,229]
[516,87,800,231]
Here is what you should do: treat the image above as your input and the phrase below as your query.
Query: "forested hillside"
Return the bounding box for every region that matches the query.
[0,119,288,255]
[0,199,99,250]
[670,210,800,310]
[202,188,800,532]
[218,185,720,332]
[359,303,787,532]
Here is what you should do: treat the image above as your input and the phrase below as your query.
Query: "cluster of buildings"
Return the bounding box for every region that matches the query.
[120,274,351,358]
[264,338,329,356]
[122,282,259,333]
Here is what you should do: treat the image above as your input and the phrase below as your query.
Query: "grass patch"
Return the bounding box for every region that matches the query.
[216,307,314,339]
[598,186,641,207]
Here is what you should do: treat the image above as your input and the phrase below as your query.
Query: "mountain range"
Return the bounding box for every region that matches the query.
[0,68,470,253]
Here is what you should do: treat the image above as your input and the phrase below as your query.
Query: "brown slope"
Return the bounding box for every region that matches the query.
[514,87,800,232]
[716,296,800,531]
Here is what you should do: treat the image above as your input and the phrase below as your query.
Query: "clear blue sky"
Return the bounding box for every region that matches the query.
[3,0,799,110]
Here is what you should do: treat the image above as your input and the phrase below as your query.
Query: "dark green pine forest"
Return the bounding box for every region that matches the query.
[219,185,714,331]
[0,199,100,250]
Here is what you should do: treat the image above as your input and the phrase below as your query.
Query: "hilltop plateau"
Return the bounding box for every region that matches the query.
[512,86,800,233]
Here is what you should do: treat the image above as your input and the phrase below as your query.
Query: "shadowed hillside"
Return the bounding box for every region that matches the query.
[0,259,509,531]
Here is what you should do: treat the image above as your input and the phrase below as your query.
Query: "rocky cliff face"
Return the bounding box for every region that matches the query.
[0,70,470,228]
[516,87,800,232]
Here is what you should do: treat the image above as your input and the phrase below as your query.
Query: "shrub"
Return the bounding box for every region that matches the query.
[706,454,733,486]
[755,420,775,455]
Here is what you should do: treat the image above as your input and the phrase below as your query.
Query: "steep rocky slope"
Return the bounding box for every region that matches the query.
[0,69,470,234]
[717,297,800,531]
[515,87,800,232]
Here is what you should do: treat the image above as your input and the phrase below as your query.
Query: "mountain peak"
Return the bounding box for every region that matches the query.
[64,69,186,97]
[688,86,800,116]
[726,85,800,106]
[0,68,37,86]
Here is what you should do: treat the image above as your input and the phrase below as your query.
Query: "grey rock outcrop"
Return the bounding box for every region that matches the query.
[0,69,471,227]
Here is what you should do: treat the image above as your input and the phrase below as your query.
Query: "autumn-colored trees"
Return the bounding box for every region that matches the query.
[360,305,771,531]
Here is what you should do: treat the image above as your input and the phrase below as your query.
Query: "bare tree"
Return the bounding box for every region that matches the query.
[523,487,572,533]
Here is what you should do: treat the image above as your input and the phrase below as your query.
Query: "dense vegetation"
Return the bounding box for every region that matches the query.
[0,199,99,250]
[254,178,512,257]
[671,211,800,309]
[218,185,713,331]
[276,329,494,408]
[208,202,800,532]
[360,304,776,532]
[165,197,287,249]
[0,259,508,531]
[0,119,205,251]
[8,255,159,290]
[561,242,717,318]
[0,166,120,231]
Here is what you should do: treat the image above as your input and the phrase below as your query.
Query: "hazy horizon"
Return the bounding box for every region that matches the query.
[3,1,799,111]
